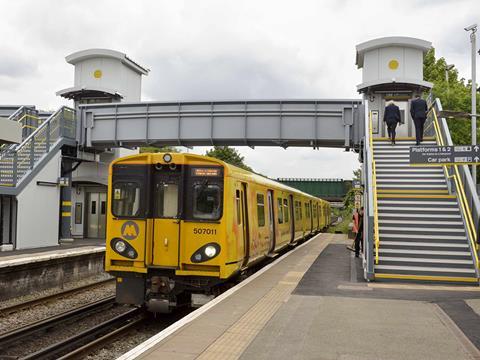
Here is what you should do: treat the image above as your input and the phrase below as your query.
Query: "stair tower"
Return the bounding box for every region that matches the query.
[358,37,480,283]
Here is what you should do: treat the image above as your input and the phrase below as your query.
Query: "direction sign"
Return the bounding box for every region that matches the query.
[409,145,480,166]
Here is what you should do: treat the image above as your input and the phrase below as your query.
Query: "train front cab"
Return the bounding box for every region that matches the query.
[106,153,236,312]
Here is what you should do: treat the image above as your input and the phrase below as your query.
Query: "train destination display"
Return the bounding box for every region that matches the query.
[409,145,480,166]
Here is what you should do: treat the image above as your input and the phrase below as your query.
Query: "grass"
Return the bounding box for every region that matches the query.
[327,206,353,234]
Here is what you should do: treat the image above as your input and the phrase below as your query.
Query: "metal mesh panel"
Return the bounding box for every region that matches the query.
[0,107,75,188]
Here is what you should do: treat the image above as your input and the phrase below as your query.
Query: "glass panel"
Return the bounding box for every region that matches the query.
[91,201,97,215]
[277,198,283,224]
[193,184,221,220]
[75,203,82,224]
[283,199,289,223]
[101,201,106,215]
[154,182,179,218]
[257,193,265,227]
[112,182,142,217]
[236,190,241,224]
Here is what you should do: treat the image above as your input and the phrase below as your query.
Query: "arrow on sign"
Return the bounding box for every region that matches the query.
[475,157,480,162]
[474,145,479,152]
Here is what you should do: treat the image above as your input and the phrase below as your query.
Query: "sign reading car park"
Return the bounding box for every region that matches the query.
[409,145,480,166]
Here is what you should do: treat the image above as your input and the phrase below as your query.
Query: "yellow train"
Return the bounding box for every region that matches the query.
[106,152,330,312]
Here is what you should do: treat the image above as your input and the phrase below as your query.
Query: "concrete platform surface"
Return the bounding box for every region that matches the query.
[0,239,105,268]
[119,233,480,360]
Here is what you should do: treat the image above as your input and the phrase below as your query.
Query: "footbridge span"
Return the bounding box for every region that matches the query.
[78,99,364,150]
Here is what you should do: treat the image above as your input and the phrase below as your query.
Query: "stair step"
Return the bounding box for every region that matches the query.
[376,173,445,178]
[378,184,447,188]
[378,256,473,265]
[378,206,460,212]
[374,273,478,283]
[379,219,464,226]
[375,264,475,273]
[381,233,466,240]
[378,199,456,205]
[379,248,471,256]
[379,213,461,219]
[380,226,465,233]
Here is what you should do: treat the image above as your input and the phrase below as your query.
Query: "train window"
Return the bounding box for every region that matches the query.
[305,203,310,218]
[112,182,142,217]
[193,183,222,220]
[75,203,82,224]
[294,201,300,221]
[236,190,241,224]
[257,194,265,227]
[313,204,317,218]
[154,182,179,218]
[277,198,284,224]
[283,199,289,223]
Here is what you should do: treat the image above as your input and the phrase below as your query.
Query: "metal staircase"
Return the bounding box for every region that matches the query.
[372,138,477,282]
[0,107,76,194]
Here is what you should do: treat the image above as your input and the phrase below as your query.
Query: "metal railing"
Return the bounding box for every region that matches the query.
[0,107,75,188]
[368,111,380,264]
[428,99,480,274]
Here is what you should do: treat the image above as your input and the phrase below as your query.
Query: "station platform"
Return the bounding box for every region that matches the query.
[120,233,480,360]
[0,238,105,266]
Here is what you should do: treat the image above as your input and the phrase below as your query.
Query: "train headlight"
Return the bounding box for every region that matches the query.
[115,240,127,253]
[163,153,172,163]
[204,245,217,258]
[190,243,221,263]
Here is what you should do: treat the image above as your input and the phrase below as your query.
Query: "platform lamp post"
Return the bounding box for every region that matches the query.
[465,24,478,187]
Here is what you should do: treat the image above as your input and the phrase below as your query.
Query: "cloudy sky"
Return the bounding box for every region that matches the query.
[0,0,478,179]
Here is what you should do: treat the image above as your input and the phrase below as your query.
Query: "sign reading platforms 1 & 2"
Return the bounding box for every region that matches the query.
[409,145,480,166]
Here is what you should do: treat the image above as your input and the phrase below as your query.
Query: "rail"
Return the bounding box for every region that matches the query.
[429,104,479,272]
[368,111,380,264]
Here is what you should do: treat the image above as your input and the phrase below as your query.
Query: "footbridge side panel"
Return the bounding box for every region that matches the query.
[79,100,363,149]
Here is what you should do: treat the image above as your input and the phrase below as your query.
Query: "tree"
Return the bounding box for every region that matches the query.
[423,48,479,145]
[139,145,179,153]
[205,146,253,171]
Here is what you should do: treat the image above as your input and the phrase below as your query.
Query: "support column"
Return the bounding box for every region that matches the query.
[59,158,74,244]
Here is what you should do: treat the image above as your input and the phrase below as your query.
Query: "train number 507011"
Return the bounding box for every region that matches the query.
[193,228,217,235]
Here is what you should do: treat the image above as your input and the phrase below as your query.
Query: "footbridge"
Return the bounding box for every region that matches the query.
[78,99,363,150]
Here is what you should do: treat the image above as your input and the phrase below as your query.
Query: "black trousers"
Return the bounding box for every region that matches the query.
[354,229,363,256]
[386,121,397,141]
[414,117,426,143]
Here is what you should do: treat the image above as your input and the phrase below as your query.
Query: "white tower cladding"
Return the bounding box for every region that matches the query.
[356,37,433,137]
[57,49,149,104]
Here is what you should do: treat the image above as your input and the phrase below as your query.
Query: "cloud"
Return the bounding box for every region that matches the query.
[0,0,478,179]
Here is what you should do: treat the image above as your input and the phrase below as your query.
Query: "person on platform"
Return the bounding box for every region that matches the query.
[383,100,401,145]
[347,208,360,252]
[354,207,364,258]
[410,93,428,145]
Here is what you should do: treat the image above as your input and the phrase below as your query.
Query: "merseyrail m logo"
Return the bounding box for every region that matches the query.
[121,221,139,240]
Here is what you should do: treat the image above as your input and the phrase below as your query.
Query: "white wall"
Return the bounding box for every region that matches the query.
[16,152,61,249]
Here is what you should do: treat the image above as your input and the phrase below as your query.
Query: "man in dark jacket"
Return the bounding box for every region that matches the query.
[410,94,428,145]
[383,101,401,145]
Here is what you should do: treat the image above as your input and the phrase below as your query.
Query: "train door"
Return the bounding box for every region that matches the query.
[87,191,107,239]
[240,183,250,267]
[267,190,275,253]
[289,195,295,243]
[152,170,182,268]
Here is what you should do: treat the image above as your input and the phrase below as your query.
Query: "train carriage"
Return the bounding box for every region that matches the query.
[106,152,330,312]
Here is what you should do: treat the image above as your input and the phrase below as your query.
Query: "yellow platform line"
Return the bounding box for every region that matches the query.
[375,273,478,283]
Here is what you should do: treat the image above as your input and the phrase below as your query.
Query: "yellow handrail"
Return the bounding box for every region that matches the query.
[430,107,479,269]
[369,111,380,264]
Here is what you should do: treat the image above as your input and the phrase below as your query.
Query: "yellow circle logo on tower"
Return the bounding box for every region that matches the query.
[388,60,399,70]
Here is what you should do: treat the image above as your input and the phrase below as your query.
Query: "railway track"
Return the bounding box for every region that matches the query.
[0,278,115,315]
[23,307,145,360]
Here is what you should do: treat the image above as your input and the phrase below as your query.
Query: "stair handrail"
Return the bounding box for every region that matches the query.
[368,111,380,264]
[429,103,479,271]
[3,106,72,155]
